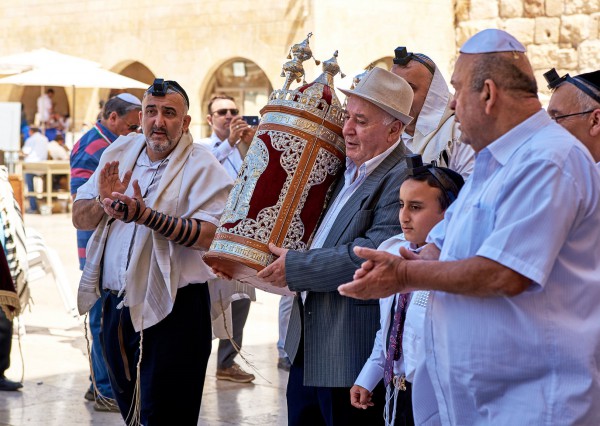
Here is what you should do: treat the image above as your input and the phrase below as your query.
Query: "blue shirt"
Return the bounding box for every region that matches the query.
[418,110,600,425]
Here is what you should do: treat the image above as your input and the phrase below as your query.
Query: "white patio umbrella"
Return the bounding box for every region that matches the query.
[0,66,149,89]
[0,48,101,75]
[0,65,149,143]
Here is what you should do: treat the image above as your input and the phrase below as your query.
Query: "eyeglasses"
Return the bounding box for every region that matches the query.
[125,121,140,131]
[550,110,595,122]
[212,108,239,116]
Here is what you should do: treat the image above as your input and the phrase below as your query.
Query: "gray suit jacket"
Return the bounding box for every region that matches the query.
[285,143,408,387]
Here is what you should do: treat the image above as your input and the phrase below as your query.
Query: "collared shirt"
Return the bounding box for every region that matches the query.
[77,148,170,291]
[198,132,242,179]
[22,132,48,162]
[303,140,401,302]
[419,110,600,425]
[355,234,424,391]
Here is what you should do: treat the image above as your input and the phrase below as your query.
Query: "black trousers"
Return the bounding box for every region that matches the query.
[101,284,212,426]
[287,359,382,426]
[0,308,12,377]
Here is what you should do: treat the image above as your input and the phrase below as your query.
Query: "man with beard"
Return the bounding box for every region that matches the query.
[72,79,232,425]
[70,92,141,412]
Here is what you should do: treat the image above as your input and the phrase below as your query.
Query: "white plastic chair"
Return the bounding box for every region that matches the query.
[25,227,79,320]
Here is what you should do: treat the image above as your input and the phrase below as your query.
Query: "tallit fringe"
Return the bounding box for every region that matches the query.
[126,322,143,426]
[383,384,400,426]
[217,291,270,384]
[84,313,120,411]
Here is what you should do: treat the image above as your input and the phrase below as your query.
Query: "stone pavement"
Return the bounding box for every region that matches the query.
[0,213,287,425]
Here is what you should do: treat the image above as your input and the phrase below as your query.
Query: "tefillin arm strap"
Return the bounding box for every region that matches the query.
[406,154,460,203]
[141,208,202,247]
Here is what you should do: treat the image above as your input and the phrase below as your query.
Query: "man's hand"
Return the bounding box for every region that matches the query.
[240,125,256,144]
[338,246,408,300]
[228,116,249,146]
[105,179,147,223]
[350,385,374,410]
[256,243,289,287]
[98,161,132,201]
[400,243,440,261]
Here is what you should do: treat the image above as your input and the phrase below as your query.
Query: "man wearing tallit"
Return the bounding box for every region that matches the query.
[73,79,232,425]
[391,47,474,178]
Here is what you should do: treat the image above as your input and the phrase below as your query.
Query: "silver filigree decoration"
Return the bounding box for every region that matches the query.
[220,137,269,225]
[222,131,341,252]
[282,148,341,249]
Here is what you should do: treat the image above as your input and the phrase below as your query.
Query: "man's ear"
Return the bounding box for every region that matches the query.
[482,79,497,115]
[183,114,192,133]
[589,108,600,137]
[206,114,213,127]
[108,111,118,123]
[388,120,403,143]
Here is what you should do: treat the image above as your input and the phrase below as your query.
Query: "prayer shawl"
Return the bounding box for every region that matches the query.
[78,131,232,331]
[0,166,28,320]
[406,66,459,166]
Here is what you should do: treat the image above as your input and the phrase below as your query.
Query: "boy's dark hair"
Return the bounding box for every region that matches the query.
[405,157,465,211]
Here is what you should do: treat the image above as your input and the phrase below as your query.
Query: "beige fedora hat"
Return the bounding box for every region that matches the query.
[340,67,414,125]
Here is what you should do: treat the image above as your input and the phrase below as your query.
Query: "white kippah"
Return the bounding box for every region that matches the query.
[116,93,142,106]
[460,29,526,54]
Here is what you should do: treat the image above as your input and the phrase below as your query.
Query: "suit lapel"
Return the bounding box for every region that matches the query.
[323,143,406,247]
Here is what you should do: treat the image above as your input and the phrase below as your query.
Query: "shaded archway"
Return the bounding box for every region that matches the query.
[200,58,273,138]
[12,85,69,128]
[108,61,155,101]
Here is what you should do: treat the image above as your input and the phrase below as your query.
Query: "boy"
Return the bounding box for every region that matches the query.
[350,154,464,425]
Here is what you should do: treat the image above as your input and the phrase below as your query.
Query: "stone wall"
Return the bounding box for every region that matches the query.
[0,0,457,139]
[455,0,599,95]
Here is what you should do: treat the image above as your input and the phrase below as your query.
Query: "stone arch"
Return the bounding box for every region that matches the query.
[200,57,273,138]
[107,60,155,101]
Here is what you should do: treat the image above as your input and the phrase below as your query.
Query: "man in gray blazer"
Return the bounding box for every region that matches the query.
[258,67,414,426]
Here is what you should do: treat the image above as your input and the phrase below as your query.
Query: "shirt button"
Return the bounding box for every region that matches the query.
[307,311,312,315]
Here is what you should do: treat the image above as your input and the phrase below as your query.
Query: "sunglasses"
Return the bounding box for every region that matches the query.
[212,108,239,116]
[125,121,140,132]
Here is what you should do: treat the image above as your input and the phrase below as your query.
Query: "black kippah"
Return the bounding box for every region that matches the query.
[575,70,600,92]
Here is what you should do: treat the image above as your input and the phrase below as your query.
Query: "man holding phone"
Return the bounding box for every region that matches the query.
[199,94,256,383]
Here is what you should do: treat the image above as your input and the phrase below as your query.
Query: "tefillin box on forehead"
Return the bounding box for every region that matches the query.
[203,33,347,295]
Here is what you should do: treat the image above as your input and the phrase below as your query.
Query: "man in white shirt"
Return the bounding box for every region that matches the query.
[36,88,54,125]
[198,94,257,383]
[21,127,49,213]
[47,133,69,161]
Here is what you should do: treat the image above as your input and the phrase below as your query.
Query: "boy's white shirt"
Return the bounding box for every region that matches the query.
[354,233,428,391]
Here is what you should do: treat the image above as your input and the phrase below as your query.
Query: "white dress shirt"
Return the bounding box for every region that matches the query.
[198,132,243,179]
[22,132,49,162]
